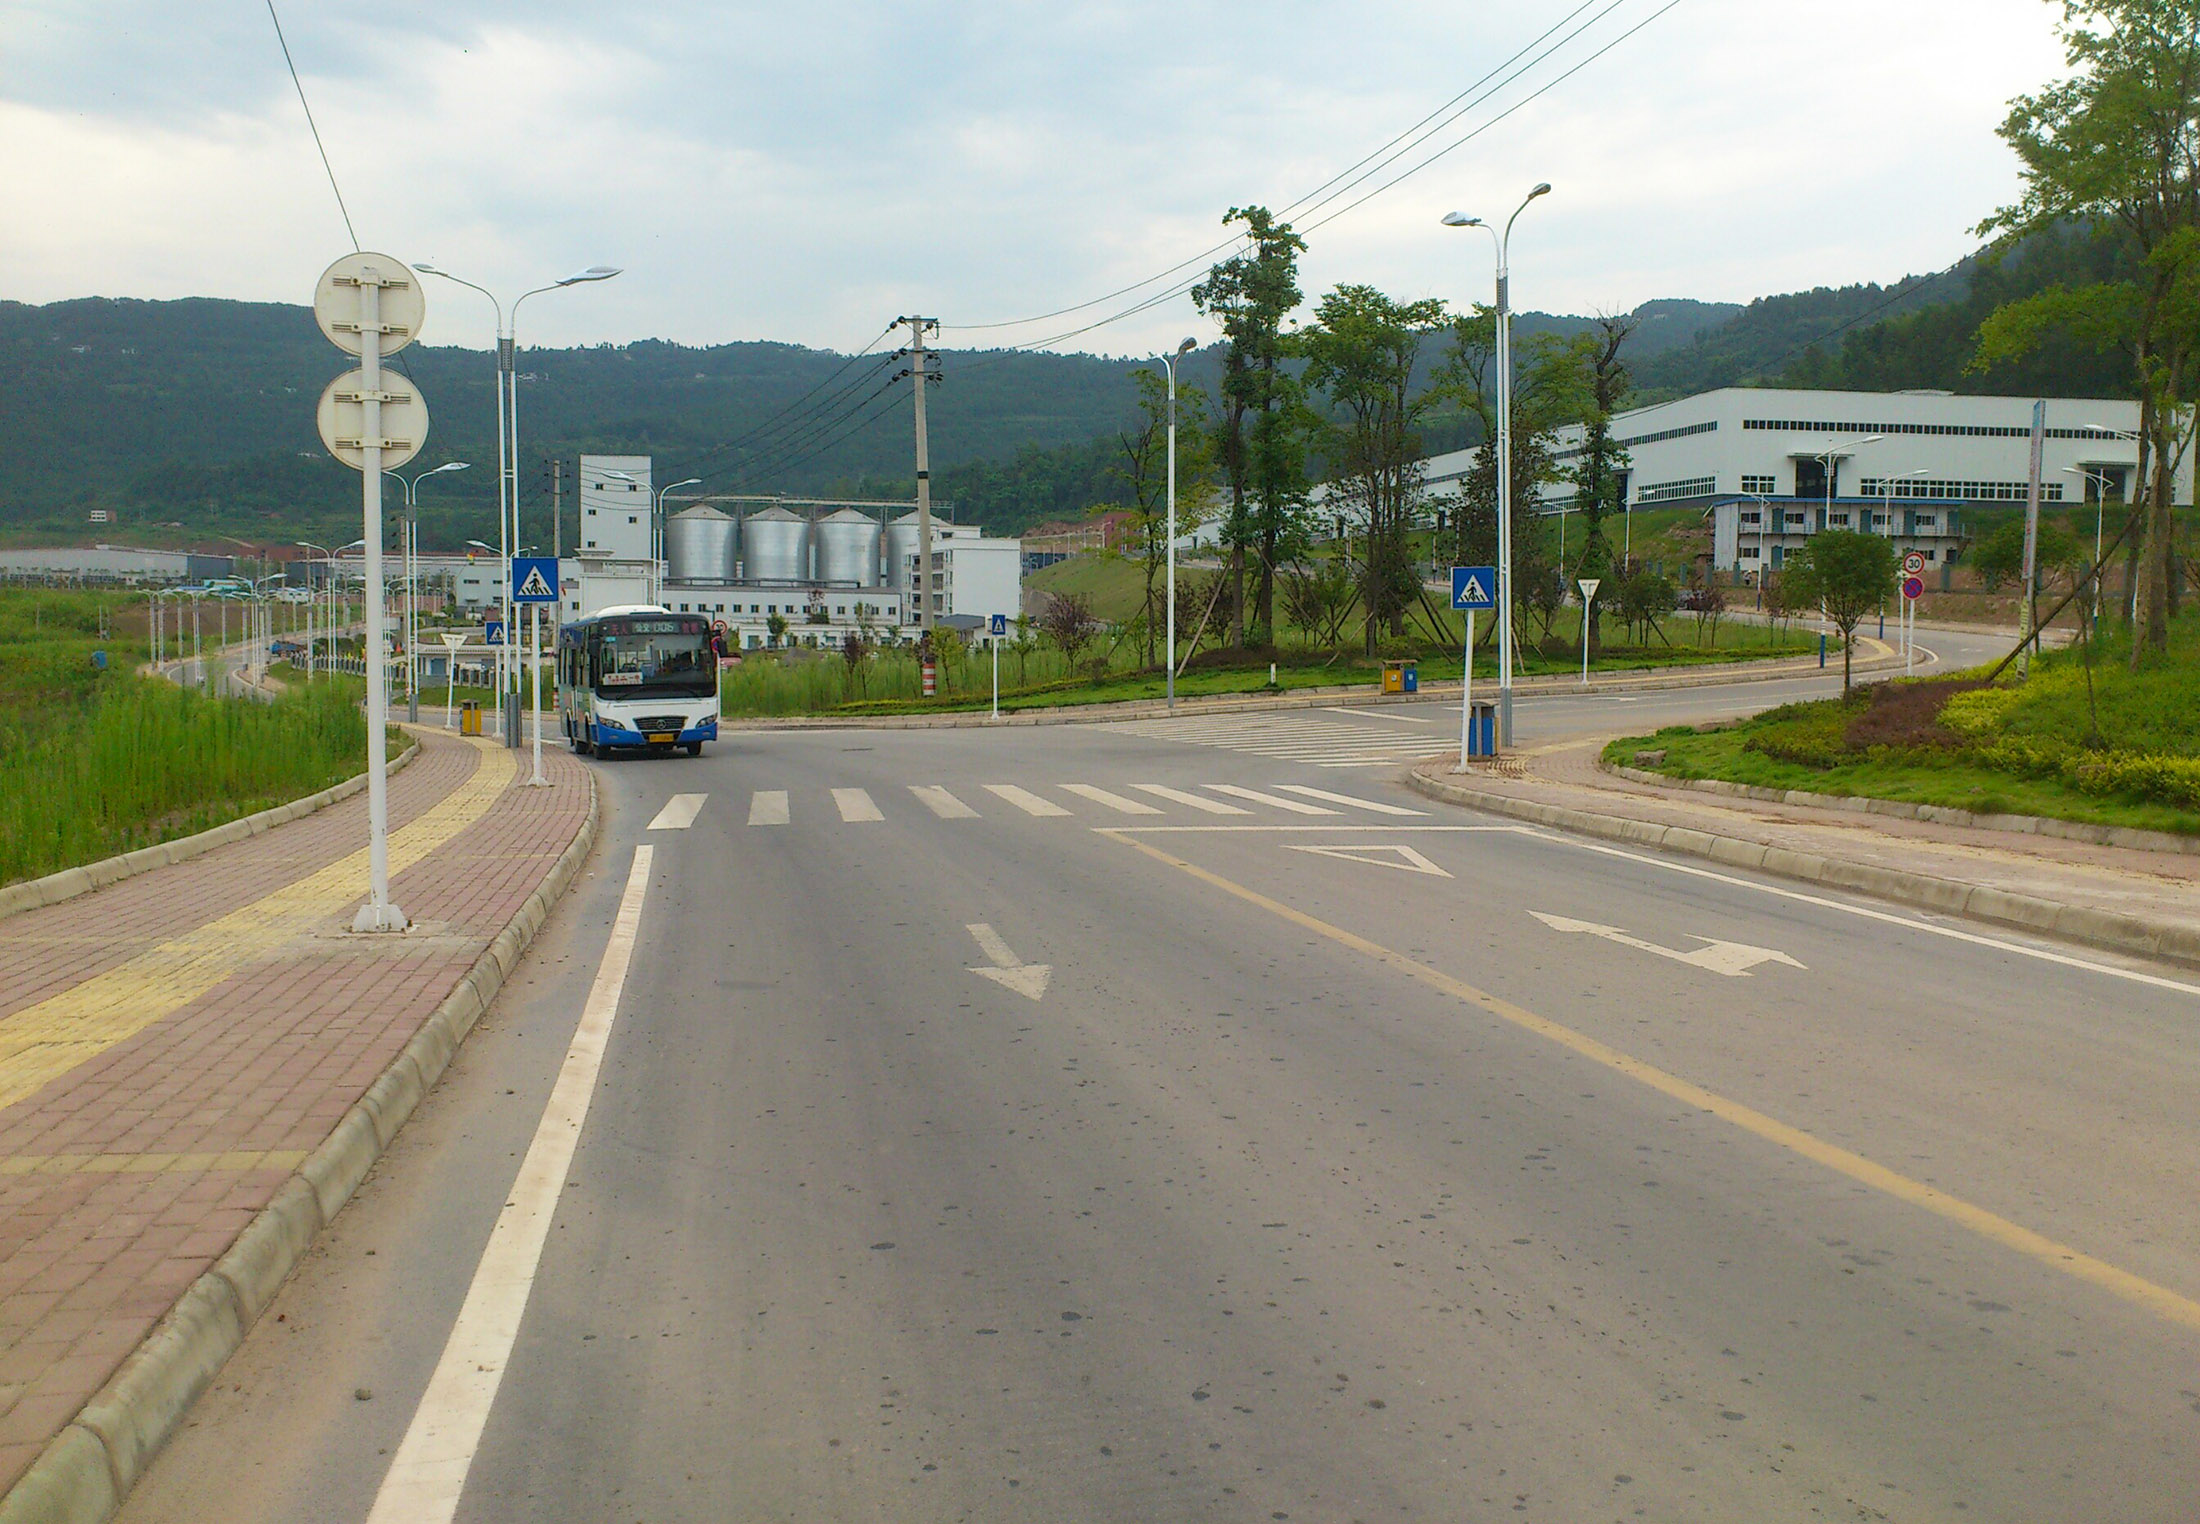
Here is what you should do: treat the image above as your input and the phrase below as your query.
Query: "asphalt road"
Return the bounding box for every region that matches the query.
[119,631,2200,1523]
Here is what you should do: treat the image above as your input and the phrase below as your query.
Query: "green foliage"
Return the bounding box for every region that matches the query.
[1784,530,1899,690]
[1967,515,2084,591]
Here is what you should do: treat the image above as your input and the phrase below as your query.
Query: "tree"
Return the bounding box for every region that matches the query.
[765,611,789,648]
[1436,309,1574,632]
[1784,530,1898,691]
[1038,591,1099,666]
[1113,368,1216,666]
[1968,515,2083,591]
[1976,0,2200,661]
[1300,285,1450,654]
[1280,557,1357,649]
[1193,206,1309,646]
[1562,317,1637,657]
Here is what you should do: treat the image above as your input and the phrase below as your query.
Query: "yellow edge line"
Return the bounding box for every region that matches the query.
[1108,830,2200,1335]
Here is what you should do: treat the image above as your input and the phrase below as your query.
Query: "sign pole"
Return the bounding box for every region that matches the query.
[992,634,1000,721]
[1577,577,1601,688]
[528,602,547,786]
[357,269,402,931]
[1458,609,1475,767]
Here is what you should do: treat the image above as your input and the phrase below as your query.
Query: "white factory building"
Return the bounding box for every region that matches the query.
[1325,387,2182,574]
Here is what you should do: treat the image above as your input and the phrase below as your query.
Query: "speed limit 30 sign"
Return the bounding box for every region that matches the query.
[1902,549,1926,577]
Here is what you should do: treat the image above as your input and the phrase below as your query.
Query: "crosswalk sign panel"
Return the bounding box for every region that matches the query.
[1451,565,1497,610]
[511,556,558,603]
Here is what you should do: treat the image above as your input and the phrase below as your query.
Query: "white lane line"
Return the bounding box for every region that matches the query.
[366,846,654,1524]
[1060,783,1163,815]
[910,785,980,819]
[1322,706,1436,724]
[645,793,707,831]
[833,787,884,822]
[1208,784,1340,816]
[1132,783,1250,815]
[1274,783,1428,816]
[747,790,789,826]
[984,783,1072,817]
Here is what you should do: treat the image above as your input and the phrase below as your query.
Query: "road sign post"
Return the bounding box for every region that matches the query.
[511,557,559,787]
[437,632,468,730]
[314,253,428,935]
[1577,578,1602,687]
[989,612,1008,721]
[1451,567,1496,770]
[1901,572,1924,674]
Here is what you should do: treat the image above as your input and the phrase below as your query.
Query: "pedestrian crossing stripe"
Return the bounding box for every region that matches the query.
[1109,712,1452,769]
[734,781,1427,826]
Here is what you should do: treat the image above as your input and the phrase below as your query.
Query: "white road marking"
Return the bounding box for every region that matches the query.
[984,783,1071,817]
[366,846,654,1524]
[965,922,1052,1000]
[1274,783,1427,816]
[747,790,789,827]
[1208,783,1340,815]
[1530,910,1806,977]
[1322,705,1436,724]
[910,785,980,819]
[1060,783,1163,815]
[645,793,707,831]
[1132,783,1250,815]
[833,787,884,822]
[1285,842,1453,878]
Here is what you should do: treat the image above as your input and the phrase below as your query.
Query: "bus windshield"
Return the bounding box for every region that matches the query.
[593,620,716,696]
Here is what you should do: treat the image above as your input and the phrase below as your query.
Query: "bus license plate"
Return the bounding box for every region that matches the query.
[647,732,676,745]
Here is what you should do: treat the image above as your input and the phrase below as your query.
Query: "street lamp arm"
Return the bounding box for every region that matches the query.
[413,265,505,332]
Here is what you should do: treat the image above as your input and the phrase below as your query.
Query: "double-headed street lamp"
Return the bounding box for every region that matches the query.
[1161,335,1197,710]
[388,461,470,722]
[607,471,702,602]
[1445,182,1550,749]
[414,260,621,744]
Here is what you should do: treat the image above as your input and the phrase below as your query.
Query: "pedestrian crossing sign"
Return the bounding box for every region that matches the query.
[511,556,558,603]
[1451,565,1497,610]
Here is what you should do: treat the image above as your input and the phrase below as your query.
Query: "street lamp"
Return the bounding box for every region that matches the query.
[387,461,470,722]
[1161,335,1198,710]
[414,260,621,745]
[1445,181,1549,748]
[609,473,702,602]
[1807,434,1882,529]
[2062,465,2117,622]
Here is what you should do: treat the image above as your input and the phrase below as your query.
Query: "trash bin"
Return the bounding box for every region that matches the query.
[1401,661,1418,694]
[460,700,481,737]
[1467,699,1497,758]
[1381,660,1420,695]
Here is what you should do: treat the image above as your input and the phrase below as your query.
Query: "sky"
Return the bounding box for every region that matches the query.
[1,0,2071,358]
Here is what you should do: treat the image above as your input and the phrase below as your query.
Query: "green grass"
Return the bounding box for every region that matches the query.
[1024,554,1149,623]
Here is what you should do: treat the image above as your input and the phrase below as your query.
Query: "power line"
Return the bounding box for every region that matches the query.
[264,1,358,251]
[677,348,901,482]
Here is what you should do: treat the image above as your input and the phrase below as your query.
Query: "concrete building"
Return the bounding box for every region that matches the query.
[0,545,233,584]
[577,455,653,560]
[921,537,1024,626]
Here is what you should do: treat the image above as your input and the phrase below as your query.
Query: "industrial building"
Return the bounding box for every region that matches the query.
[0,545,235,584]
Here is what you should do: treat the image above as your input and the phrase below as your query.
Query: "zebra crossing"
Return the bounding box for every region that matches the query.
[1106,708,1454,768]
[642,780,1430,830]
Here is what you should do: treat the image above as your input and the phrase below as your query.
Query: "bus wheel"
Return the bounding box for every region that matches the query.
[685,740,703,757]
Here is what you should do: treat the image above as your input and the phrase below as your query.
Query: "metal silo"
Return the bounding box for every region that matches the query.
[813,508,881,586]
[743,505,810,583]
[665,505,738,583]
[884,510,924,590]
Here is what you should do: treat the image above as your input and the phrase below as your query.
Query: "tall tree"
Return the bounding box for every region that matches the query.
[1564,316,1636,657]
[1111,368,1216,667]
[1193,206,1308,647]
[1976,0,2200,661]
[1300,285,1449,653]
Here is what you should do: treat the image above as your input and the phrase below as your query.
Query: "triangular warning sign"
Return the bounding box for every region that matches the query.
[515,566,553,599]
[1283,843,1453,878]
[1460,575,1489,603]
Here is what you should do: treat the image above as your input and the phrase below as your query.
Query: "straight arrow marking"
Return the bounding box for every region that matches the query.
[1531,911,1805,977]
[966,923,1051,1000]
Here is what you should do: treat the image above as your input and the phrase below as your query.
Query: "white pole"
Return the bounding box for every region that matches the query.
[354,268,406,933]
[1166,356,1178,712]
[991,633,1000,721]
[1581,592,1592,686]
[1495,251,1514,746]
[527,602,547,785]
[1456,608,1475,768]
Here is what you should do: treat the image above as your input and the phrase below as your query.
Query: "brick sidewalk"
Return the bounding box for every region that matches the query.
[1416,738,2200,948]
[0,727,592,1493]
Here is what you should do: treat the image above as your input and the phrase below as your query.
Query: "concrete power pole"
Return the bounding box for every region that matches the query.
[905,316,938,631]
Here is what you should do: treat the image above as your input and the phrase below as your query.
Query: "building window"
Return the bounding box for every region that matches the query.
[1740,474,1779,495]
[1739,510,1761,526]
[1914,512,1937,527]
[1828,512,1851,527]
[1740,545,1760,560]
[1637,475,1717,504]
[628,515,639,524]
[1860,477,2058,503]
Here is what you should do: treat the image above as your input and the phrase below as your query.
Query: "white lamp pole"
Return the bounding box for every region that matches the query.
[1445,182,1549,749]
[388,462,469,724]
[654,477,703,603]
[1161,336,1196,710]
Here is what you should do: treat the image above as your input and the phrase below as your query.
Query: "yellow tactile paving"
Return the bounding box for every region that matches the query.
[0,1149,311,1175]
[0,736,517,1113]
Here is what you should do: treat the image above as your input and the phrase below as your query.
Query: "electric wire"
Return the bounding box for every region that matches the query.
[673,347,902,483]
[698,374,910,489]
[264,0,359,251]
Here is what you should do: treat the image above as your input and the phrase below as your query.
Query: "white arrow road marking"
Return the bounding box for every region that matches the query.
[966,922,1051,1000]
[645,793,707,831]
[1285,843,1453,878]
[1530,911,1807,978]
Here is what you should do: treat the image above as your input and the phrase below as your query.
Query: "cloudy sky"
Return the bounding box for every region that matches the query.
[3,1,2068,356]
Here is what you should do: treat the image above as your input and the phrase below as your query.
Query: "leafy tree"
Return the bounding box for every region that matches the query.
[1975,0,2200,660]
[1784,530,1898,691]
[1280,557,1357,648]
[1193,207,1309,646]
[1616,566,1675,646]
[1437,309,1574,624]
[765,611,788,648]
[1561,317,1636,657]
[1968,515,2083,591]
[1037,591,1099,665]
[1300,285,1449,653]
[1112,368,1215,666]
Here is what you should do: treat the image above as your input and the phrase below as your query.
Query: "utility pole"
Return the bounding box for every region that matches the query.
[550,458,563,643]
[905,316,938,631]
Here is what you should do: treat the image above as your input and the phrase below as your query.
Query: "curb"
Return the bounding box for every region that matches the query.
[0,767,602,1524]
[1598,761,2200,858]
[1404,766,2200,972]
[0,742,421,926]
[726,643,1905,733]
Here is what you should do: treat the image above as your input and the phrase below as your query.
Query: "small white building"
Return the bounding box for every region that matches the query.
[578,455,653,560]
[922,537,1023,625]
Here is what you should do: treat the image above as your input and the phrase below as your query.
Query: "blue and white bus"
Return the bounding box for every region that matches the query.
[557,606,720,757]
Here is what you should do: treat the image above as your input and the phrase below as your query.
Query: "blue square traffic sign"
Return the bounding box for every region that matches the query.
[511,556,559,604]
[1451,565,1497,610]
[989,613,1009,637]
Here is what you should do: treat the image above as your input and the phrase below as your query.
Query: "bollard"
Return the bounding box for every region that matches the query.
[921,659,937,698]
[1818,633,1827,669]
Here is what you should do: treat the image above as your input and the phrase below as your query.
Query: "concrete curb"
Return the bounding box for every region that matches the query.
[1404,766,2200,972]
[726,642,1905,733]
[0,767,602,1524]
[0,742,421,926]
[1598,760,2200,857]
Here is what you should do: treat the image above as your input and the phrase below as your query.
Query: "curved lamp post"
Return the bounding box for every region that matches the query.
[1160,336,1197,710]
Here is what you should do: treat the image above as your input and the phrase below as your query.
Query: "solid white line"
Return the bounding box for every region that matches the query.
[984,783,1071,817]
[747,790,789,827]
[366,845,654,1524]
[1131,784,1250,815]
[833,787,884,822]
[1208,784,1340,815]
[645,793,707,831]
[1322,706,1436,724]
[1274,783,1428,816]
[1060,783,1163,815]
[910,785,979,819]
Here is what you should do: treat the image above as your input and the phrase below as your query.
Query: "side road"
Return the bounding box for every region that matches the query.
[1408,741,2200,970]
[0,726,595,1523]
